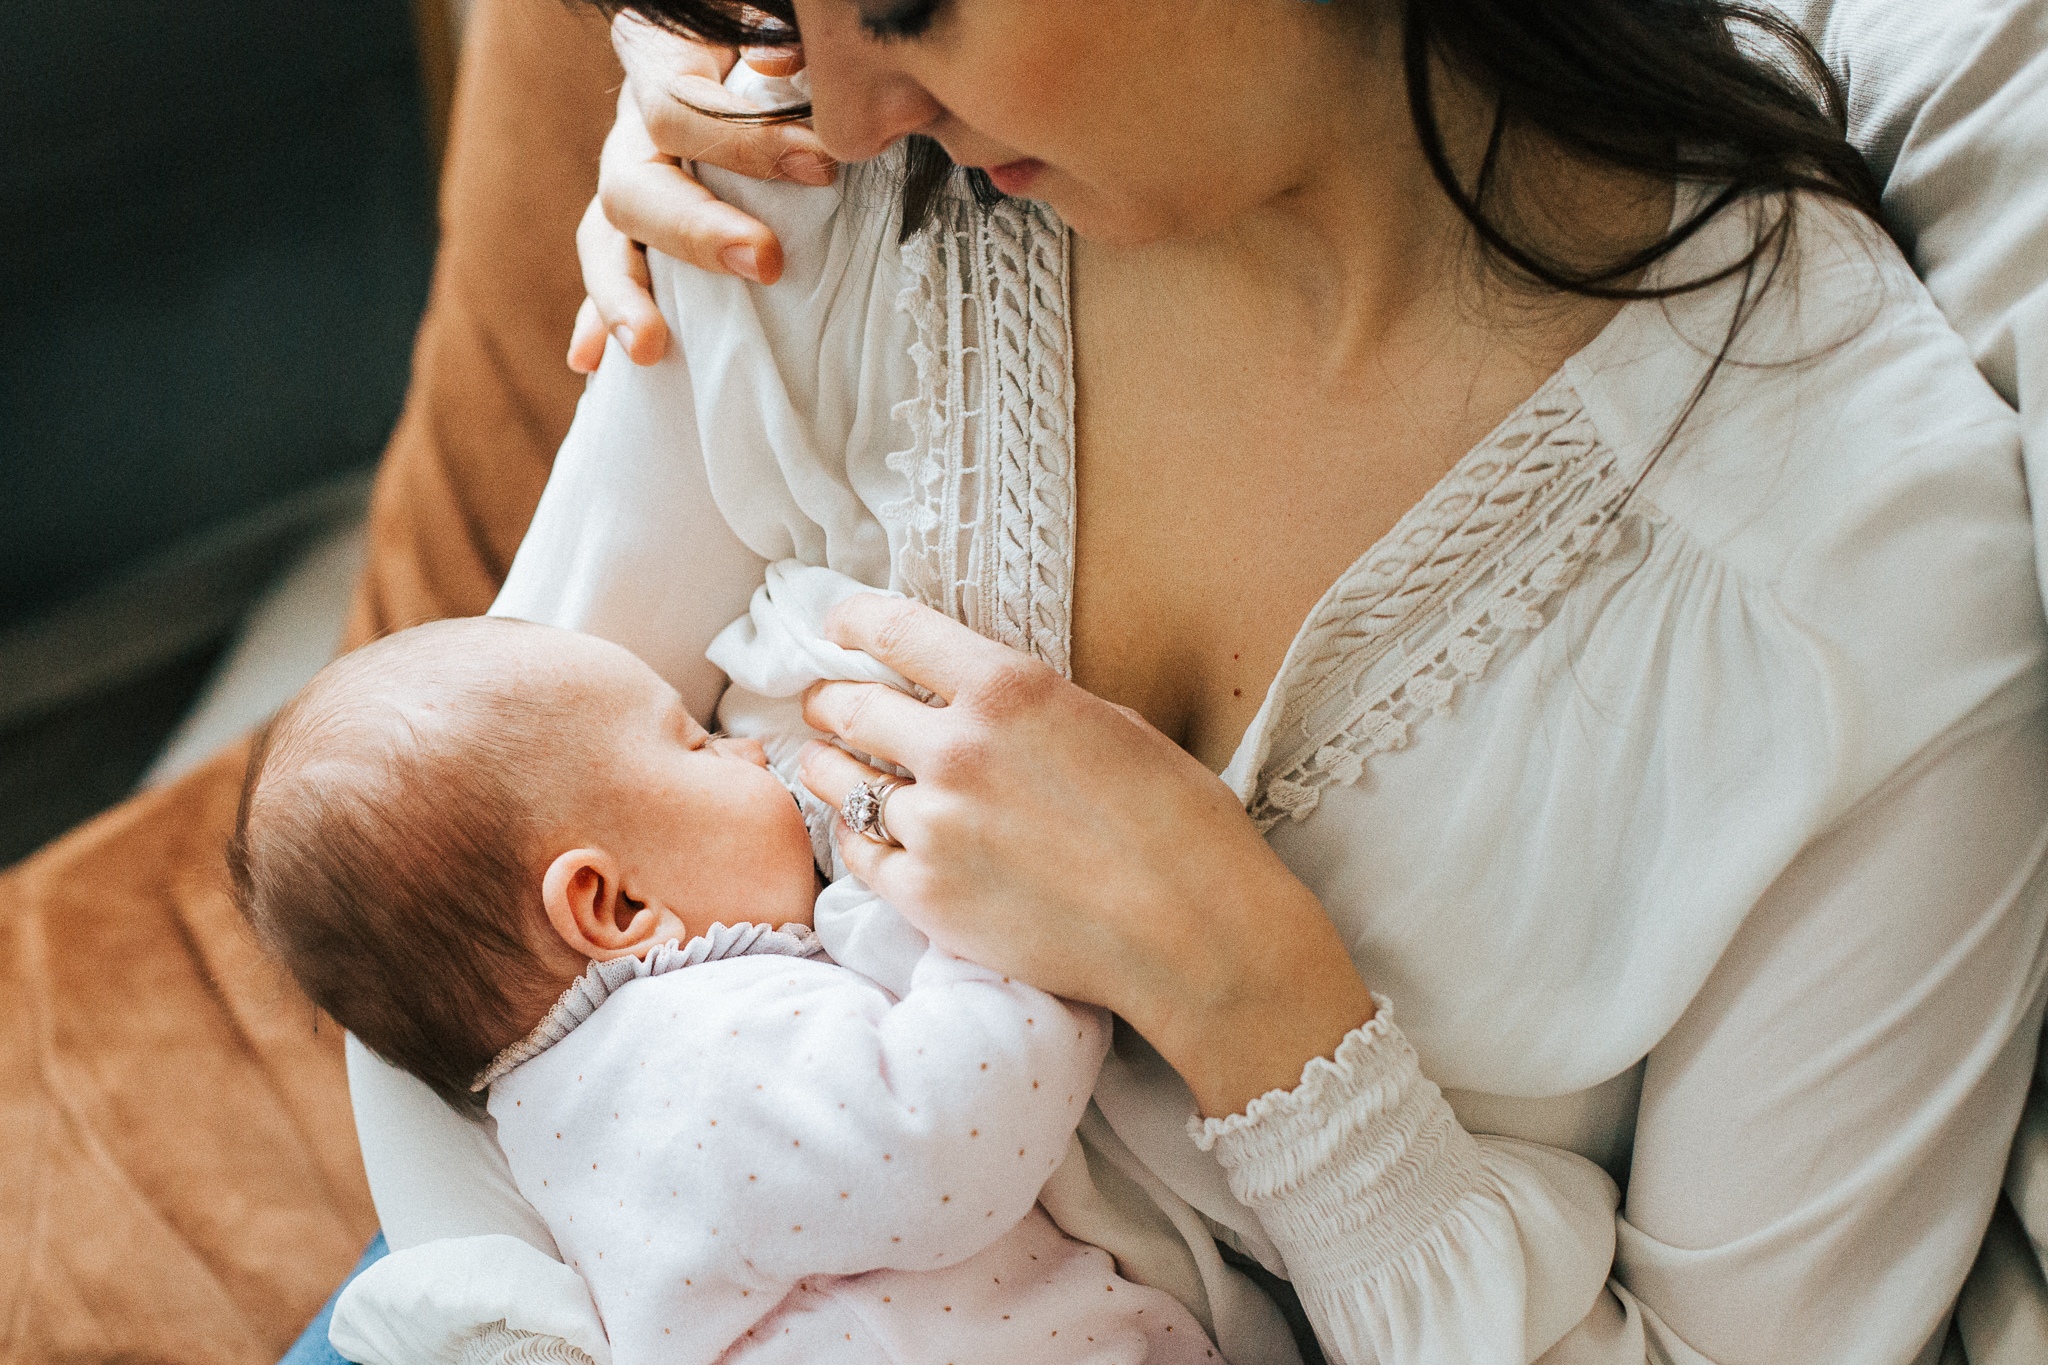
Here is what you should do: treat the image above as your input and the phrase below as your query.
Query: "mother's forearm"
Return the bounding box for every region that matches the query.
[1135,882,1378,1120]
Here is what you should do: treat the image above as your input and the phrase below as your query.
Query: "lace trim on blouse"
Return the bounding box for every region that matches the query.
[884,189,1077,676]
[471,923,822,1090]
[1247,381,1633,830]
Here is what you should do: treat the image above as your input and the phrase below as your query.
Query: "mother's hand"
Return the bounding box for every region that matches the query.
[800,596,1378,1117]
[567,15,836,373]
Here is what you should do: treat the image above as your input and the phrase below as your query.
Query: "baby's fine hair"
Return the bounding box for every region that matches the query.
[227,617,576,1110]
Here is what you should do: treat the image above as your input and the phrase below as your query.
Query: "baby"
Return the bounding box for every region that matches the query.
[230,564,1220,1365]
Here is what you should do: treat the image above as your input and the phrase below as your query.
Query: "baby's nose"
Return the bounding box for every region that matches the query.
[709,735,771,767]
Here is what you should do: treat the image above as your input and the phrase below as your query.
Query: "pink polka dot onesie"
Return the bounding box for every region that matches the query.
[482,925,1217,1365]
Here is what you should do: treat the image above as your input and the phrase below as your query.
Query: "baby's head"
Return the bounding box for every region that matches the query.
[228,617,816,1108]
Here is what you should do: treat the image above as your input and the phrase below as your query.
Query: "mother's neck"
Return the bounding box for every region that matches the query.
[1103,22,1673,385]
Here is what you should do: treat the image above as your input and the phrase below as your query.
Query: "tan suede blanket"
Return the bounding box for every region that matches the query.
[0,1,615,1355]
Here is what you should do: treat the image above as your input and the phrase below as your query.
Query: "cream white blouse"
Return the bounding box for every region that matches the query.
[346,44,2048,1365]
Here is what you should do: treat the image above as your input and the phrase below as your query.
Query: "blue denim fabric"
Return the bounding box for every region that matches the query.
[279,1232,390,1365]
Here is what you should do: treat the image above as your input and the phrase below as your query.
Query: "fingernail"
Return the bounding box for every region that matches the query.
[721,244,762,283]
[611,323,635,352]
[741,45,803,77]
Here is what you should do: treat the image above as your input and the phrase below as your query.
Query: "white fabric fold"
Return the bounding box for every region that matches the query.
[330,1234,612,1365]
[707,559,909,699]
[710,558,915,874]
[1191,1002,1491,1287]
[1194,1004,1620,1364]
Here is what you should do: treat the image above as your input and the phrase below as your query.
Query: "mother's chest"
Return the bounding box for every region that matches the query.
[1066,372,1462,771]
[1062,257,1567,770]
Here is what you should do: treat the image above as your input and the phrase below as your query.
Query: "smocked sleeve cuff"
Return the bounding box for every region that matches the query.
[454,1326,599,1365]
[1187,998,1489,1292]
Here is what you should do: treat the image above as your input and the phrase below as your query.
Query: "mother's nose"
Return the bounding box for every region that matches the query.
[788,6,944,162]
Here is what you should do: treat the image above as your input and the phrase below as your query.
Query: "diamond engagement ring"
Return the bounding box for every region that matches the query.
[841,778,906,847]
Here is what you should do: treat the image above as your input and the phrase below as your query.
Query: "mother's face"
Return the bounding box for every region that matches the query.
[788,0,1379,245]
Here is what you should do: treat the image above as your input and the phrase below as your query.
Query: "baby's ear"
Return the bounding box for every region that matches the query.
[541,848,631,960]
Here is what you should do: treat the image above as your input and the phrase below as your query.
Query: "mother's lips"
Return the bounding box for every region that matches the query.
[983,158,1047,196]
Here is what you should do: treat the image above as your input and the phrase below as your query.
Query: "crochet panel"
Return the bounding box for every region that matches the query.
[884,187,1076,676]
[1248,383,1631,831]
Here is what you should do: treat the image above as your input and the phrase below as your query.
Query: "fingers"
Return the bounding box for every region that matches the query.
[799,742,915,887]
[614,14,834,187]
[822,595,1033,706]
[574,196,670,364]
[567,297,607,374]
[611,11,733,89]
[640,82,835,187]
[802,680,942,773]
[599,84,790,284]
[600,152,786,285]
[740,45,806,78]
[799,742,890,819]
[586,17,833,316]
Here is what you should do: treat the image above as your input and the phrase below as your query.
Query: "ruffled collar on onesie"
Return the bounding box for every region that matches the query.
[471,922,822,1091]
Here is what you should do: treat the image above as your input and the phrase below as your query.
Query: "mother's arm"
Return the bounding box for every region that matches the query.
[489,309,768,719]
[799,600,2048,1364]
[1219,677,2048,1364]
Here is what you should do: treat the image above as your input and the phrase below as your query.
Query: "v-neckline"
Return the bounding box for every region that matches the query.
[1214,365,1625,816]
[885,185,1665,822]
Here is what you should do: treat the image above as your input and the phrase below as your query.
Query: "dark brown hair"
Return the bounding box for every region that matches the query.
[585,0,1885,282]
[227,620,574,1111]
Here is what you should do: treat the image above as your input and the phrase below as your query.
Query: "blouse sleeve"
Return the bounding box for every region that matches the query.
[489,321,771,720]
[1198,673,2048,1364]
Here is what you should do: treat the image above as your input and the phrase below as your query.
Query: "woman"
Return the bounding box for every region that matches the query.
[346,2,2048,1361]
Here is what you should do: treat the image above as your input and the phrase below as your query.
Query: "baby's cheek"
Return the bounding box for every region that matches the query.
[724,783,820,921]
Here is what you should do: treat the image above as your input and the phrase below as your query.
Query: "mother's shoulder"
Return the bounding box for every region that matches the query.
[1575,191,2028,605]
[1557,192,2042,775]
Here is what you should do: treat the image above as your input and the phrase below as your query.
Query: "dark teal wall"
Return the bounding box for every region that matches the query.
[0,0,438,623]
